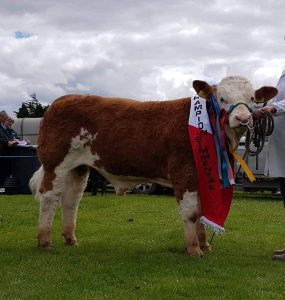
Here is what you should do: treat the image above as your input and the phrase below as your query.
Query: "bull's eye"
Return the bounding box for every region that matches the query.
[251,97,254,101]
[220,97,225,103]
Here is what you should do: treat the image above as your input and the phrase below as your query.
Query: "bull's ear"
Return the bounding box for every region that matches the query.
[193,80,214,99]
[254,86,278,103]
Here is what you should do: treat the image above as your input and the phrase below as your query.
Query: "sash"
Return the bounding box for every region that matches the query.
[188,95,234,233]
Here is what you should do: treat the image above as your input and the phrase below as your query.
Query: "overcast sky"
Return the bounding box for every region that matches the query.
[0,0,285,115]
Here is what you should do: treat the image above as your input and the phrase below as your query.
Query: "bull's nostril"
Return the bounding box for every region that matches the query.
[240,120,249,126]
[235,115,251,122]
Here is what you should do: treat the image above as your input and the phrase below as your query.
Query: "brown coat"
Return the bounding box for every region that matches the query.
[38,95,197,199]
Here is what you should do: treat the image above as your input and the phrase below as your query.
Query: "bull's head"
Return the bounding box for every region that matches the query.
[193,76,278,150]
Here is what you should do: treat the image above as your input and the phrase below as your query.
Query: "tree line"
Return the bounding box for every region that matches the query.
[14,93,49,118]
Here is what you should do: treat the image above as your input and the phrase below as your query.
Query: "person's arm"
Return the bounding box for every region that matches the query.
[273,98,285,114]
[0,129,18,147]
[0,130,8,146]
[0,134,16,147]
[260,98,285,115]
[9,128,20,140]
[0,136,8,146]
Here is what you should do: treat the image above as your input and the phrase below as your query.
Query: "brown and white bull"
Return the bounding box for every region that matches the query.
[30,76,277,256]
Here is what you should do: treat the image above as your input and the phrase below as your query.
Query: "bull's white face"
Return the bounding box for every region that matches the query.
[193,75,278,151]
[216,76,255,129]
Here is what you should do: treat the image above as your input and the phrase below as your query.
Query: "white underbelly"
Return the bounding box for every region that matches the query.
[96,169,172,195]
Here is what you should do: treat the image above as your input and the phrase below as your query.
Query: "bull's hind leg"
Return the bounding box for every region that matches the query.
[179,191,203,257]
[38,170,66,248]
[61,165,89,245]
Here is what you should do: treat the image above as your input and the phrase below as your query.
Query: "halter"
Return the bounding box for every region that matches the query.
[227,102,253,115]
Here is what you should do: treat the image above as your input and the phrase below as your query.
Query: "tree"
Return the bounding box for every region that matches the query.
[14,93,49,118]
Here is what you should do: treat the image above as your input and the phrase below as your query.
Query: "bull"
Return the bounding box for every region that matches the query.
[30,76,277,256]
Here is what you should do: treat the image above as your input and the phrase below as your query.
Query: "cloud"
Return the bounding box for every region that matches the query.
[0,0,284,115]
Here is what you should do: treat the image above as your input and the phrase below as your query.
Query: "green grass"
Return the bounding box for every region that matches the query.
[0,192,285,299]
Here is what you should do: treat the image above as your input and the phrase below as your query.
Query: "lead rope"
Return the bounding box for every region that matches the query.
[245,110,274,156]
[210,231,215,245]
[235,110,274,181]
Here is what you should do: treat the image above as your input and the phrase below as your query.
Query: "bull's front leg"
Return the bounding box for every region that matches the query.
[196,222,211,252]
[179,191,203,257]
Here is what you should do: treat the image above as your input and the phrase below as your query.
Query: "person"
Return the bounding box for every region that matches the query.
[0,111,9,187]
[0,111,8,153]
[0,115,32,190]
[260,69,285,261]
[0,116,21,149]
[0,116,30,148]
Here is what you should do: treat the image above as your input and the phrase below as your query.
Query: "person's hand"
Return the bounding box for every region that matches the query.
[8,140,19,147]
[260,105,277,114]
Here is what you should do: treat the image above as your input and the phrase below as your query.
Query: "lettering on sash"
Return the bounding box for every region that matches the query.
[195,132,216,190]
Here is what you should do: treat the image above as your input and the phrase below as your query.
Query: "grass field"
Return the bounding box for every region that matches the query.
[0,192,285,299]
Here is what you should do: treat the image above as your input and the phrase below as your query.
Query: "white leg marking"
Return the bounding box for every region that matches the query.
[38,174,66,247]
[61,169,89,245]
[179,190,202,256]
[179,191,199,220]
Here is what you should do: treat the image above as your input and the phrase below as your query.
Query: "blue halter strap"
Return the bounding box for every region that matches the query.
[227,102,253,115]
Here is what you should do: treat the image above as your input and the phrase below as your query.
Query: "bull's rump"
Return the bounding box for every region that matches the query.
[37,94,192,179]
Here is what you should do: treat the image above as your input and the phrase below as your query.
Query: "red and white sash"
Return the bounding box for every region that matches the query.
[188,95,234,233]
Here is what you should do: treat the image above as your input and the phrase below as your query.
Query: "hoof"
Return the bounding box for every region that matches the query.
[200,244,212,252]
[62,233,77,246]
[65,238,77,246]
[186,247,203,257]
[37,231,52,248]
[38,239,53,248]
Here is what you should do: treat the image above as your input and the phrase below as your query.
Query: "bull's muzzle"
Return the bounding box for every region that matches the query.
[235,115,251,124]
[228,102,254,130]
[235,115,253,130]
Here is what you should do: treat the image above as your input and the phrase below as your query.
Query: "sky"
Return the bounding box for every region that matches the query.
[0,0,285,115]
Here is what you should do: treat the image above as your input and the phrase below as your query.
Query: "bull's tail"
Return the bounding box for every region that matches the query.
[29,165,44,200]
